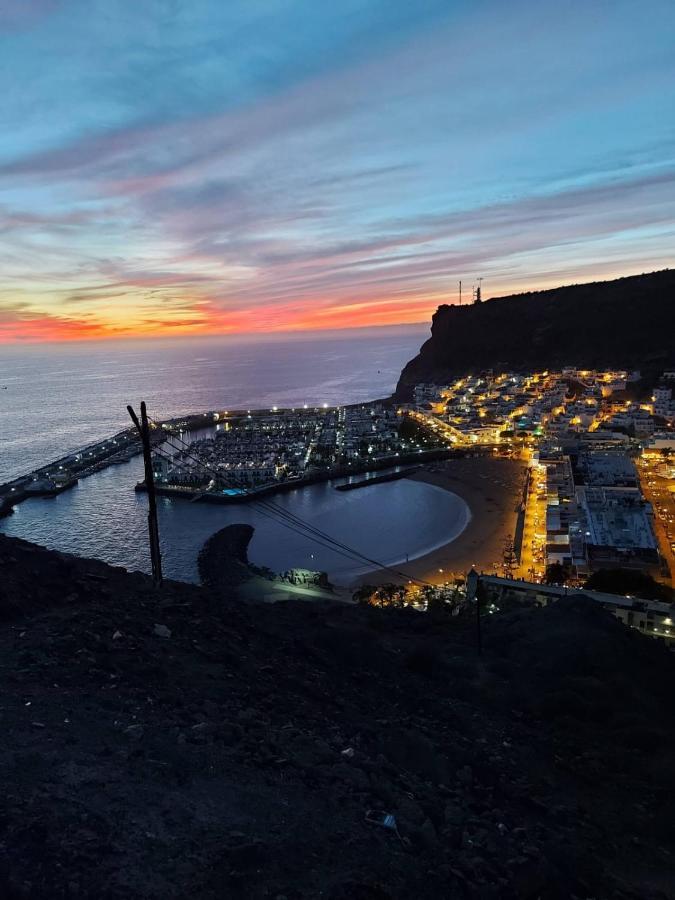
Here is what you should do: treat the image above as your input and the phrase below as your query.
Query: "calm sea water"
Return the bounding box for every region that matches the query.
[0,326,470,586]
[0,326,427,482]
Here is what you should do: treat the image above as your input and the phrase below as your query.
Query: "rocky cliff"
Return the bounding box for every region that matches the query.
[395,269,675,398]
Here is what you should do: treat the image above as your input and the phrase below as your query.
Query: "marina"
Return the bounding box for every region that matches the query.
[1,395,453,518]
[0,452,471,587]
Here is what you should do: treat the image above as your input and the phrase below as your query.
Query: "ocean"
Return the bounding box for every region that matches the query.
[0,326,428,483]
[0,326,470,586]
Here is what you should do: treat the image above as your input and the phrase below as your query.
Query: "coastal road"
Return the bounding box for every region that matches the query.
[518,458,546,580]
[638,456,675,588]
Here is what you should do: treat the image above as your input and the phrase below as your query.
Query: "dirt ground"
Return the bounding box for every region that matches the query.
[1,532,674,899]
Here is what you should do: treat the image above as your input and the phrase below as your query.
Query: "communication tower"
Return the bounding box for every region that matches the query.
[474,276,483,304]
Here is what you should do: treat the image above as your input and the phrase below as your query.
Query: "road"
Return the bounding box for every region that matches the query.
[404,410,469,445]
[637,455,675,587]
[518,457,547,580]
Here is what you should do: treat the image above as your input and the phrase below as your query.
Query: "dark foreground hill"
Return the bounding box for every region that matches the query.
[396,269,675,398]
[1,533,675,899]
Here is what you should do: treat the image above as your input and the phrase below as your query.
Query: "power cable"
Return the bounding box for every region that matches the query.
[151,420,437,586]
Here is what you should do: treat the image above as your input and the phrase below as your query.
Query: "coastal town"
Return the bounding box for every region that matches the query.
[1,366,673,646]
[406,368,675,588]
[146,367,674,596]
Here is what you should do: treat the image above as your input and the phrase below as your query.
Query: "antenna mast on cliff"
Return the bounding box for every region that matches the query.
[459,280,462,306]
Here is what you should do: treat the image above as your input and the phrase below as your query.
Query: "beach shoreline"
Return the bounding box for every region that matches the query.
[355,455,526,587]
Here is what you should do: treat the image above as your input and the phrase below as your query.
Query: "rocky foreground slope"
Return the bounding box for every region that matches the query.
[395,269,675,398]
[1,532,674,899]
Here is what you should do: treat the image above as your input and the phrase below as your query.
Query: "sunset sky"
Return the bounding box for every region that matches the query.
[1,0,674,342]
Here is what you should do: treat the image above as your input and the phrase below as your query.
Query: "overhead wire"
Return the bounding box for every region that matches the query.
[150,442,396,571]
[152,436,433,586]
[149,419,437,587]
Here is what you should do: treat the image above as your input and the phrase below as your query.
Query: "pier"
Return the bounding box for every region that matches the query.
[0,408,232,519]
[334,468,417,491]
[0,426,156,517]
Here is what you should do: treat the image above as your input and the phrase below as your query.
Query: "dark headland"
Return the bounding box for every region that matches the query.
[2,532,675,898]
[395,269,675,399]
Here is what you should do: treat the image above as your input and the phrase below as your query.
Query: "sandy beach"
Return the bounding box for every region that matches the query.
[358,455,526,586]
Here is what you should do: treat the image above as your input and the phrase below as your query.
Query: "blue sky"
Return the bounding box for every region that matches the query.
[0,0,674,340]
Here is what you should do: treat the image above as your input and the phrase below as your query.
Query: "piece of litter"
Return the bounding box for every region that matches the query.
[341,747,355,758]
[365,810,409,846]
[153,624,171,638]
[365,810,397,831]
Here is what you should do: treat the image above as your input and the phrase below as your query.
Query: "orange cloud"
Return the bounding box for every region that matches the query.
[0,291,436,343]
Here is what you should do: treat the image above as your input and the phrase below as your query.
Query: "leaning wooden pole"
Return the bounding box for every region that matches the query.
[475,578,483,657]
[127,402,163,587]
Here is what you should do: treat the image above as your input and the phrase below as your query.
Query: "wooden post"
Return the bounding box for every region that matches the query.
[475,578,483,656]
[127,402,163,587]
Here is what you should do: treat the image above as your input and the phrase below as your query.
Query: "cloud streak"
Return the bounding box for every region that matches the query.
[0,0,674,340]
